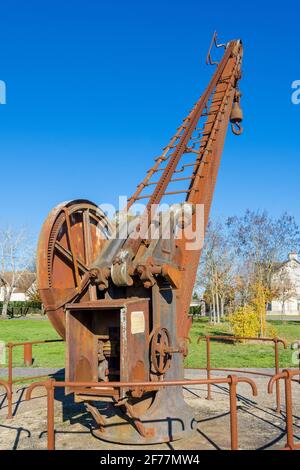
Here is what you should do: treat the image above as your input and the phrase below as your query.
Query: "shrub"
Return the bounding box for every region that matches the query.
[0,301,42,318]
[228,305,261,338]
[249,281,270,337]
[266,323,278,338]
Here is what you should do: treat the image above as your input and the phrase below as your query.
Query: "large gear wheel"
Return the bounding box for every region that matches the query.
[37,200,111,338]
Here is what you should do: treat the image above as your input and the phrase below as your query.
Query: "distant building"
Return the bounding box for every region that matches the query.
[268,253,300,317]
[0,272,36,302]
[190,298,206,316]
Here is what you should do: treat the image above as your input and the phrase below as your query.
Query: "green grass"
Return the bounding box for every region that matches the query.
[186,318,300,368]
[0,319,65,368]
[0,317,299,370]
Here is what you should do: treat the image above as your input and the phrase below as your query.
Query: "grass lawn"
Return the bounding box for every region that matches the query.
[0,318,65,368]
[0,317,299,370]
[186,318,300,368]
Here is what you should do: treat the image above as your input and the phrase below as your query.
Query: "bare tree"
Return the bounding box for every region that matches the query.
[26,281,41,302]
[0,227,34,318]
[197,221,235,324]
[196,211,300,331]
[226,210,300,335]
[227,210,300,288]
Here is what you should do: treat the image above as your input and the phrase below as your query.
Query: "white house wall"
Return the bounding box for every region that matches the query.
[0,287,28,302]
[270,255,300,316]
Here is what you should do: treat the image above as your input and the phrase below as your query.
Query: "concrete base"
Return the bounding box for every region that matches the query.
[92,388,197,445]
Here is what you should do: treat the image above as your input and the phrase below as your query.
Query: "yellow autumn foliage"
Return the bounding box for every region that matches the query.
[266,323,278,338]
[228,305,260,338]
[249,281,270,337]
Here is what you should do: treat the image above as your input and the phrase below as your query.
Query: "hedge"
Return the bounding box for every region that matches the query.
[0,301,43,317]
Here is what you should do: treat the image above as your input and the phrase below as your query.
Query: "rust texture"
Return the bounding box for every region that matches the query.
[36,34,244,443]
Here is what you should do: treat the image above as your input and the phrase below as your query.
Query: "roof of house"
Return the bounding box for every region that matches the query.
[0,272,36,293]
[272,253,300,272]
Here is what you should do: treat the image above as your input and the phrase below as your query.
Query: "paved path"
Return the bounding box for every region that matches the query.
[0,368,299,450]
[0,367,284,378]
[267,315,300,321]
[0,367,63,378]
[1,366,297,380]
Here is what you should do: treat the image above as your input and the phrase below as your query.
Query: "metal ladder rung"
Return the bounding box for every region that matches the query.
[129,188,199,202]
[162,189,198,197]
[201,111,219,117]
[144,176,194,187]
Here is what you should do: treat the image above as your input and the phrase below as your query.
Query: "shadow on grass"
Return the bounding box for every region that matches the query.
[207,332,237,343]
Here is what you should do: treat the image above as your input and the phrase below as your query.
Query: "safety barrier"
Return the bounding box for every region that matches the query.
[1,336,299,450]
[268,369,300,450]
[25,375,257,451]
[196,335,287,412]
[3,339,63,418]
[0,379,12,419]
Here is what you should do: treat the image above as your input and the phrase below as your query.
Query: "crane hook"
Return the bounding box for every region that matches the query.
[231,121,243,135]
[230,89,243,135]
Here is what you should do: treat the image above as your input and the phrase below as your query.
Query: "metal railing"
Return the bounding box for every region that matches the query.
[268,369,300,450]
[0,379,12,419]
[196,335,287,412]
[25,375,257,451]
[1,335,299,450]
[3,339,63,418]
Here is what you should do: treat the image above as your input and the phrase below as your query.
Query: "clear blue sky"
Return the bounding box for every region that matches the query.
[0,0,299,240]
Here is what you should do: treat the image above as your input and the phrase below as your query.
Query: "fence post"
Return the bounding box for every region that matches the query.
[24,343,33,367]
[47,379,55,451]
[7,343,13,419]
[268,370,298,450]
[206,337,212,400]
[25,379,56,450]
[228,375,238,450]
[273,339,281,413]
[291,340,300,384]
[0,380,12,420]
[283,370,295,450]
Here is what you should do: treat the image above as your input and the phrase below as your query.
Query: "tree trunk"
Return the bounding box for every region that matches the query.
[2,300,8,318]
[1,286,12,319]
[259,291,264,337]
[221,296,225,318]
[216,292,220,323]
[212,290,216,324]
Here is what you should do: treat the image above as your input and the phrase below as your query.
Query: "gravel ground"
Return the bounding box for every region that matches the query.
[0,368,63,378]
[0,369,299,451]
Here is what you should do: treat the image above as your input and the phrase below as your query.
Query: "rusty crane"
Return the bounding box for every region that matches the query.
[37,33,243,444]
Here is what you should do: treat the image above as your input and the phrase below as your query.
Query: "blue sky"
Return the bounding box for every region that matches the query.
[0,0,299,240]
